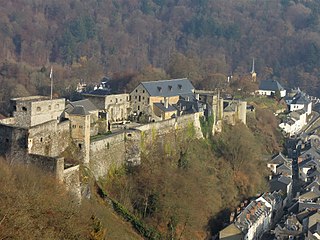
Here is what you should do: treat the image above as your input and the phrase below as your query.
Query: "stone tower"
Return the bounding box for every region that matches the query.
[69,106,90,164]
[251,58,257,82]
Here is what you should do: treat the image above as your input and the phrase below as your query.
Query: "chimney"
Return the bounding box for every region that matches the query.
[236,207,241,214]
[230,212,235,223]
[164,97,169,109]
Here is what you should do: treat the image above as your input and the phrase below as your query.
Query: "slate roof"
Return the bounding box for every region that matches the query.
[259,79,285,91]
[82,89,111,96]
[235,200,271,232]
[270,152,289,165]
[299,147,320,161]
[66,99,98,113]
[140,78,194,97]
[270,175,292,195]
[277,163,292,176]
[291,92,311,105]
[153,103,177,112]
[299,191,320,201]
[173,97,203,115]
[69,106,90,116]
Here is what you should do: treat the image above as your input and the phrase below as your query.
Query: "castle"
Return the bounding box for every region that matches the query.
[0,78,247,197]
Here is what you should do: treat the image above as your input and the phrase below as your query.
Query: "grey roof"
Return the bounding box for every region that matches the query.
[270,175,292,194]
[82,89,111,96]
[270,152,289,165]
[69,106,90,116]
[278,175,292,185]
[291,92,311,105]
[277,163,292,176]
[299,147,320,161]
[66,99,98,113]
[140,78,194,97]
[173,96,203,115]
[153,102,177,112]
[259,79,285,91]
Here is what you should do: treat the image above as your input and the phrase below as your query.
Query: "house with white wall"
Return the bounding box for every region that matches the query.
[257,79,286,98]
[279,110,307,136]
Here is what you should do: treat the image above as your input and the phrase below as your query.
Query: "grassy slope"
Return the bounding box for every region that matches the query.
[91,196,143,240]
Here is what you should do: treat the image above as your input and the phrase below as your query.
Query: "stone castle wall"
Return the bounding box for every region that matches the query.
[89,132,127,178]
[89,113,203,179]
[28,120,70,157]
[0,124,28,158]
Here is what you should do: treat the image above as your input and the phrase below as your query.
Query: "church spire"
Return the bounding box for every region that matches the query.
[251,58,257,82]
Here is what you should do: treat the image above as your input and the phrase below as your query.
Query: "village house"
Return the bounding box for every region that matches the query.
[285,88,312,115]
[220,200,272,240]
[269,175,293,206]
[279,109,307,136]
[257,79,286,98]
[267,152,292,178]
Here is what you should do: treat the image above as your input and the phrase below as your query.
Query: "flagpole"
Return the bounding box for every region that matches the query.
[50,67,53,100]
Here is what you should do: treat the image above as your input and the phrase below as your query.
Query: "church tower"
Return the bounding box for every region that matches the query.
[251,58,257,82]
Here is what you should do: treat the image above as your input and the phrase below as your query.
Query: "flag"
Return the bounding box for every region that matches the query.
[49,67,53,79]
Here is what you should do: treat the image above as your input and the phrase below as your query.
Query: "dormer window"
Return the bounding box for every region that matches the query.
[157,86,162,92]
[168,85,172,91]
[178,84,182,90]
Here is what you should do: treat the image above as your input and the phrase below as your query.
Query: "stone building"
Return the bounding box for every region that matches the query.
[68,106,91,164]
[82,90,130,122]
[0,96,69,159]
[130,78,195,119]
[10,96,65,128]
[223,100,247,125]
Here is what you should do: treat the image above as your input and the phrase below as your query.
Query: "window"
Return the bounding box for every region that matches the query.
[168,85,172,91]
[136,89,138,92]
[110,99,112,103]
[79,125,83,129]
[115,98,118,103]
[138,105,140,111]
[178,84,182,90]
[78,143,82,149]
[142,96,145,100]
[142,90,145,93]
[139,96,141,102]
[22,106,27,111]
[13,105,16,111]
[72,125,76,128]
[36,107,41,112]
[135,96,137,99]
[157,86,162,92]
[40,137,43,142]
[48,105,51,110]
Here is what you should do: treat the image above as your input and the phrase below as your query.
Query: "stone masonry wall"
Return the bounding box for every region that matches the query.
[89,113,203,179]
[28,120,70,157]
[0,124,28,159]
[89,132,127,178]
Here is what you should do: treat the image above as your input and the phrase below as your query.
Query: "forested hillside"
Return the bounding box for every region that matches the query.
[1,0,320,107]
